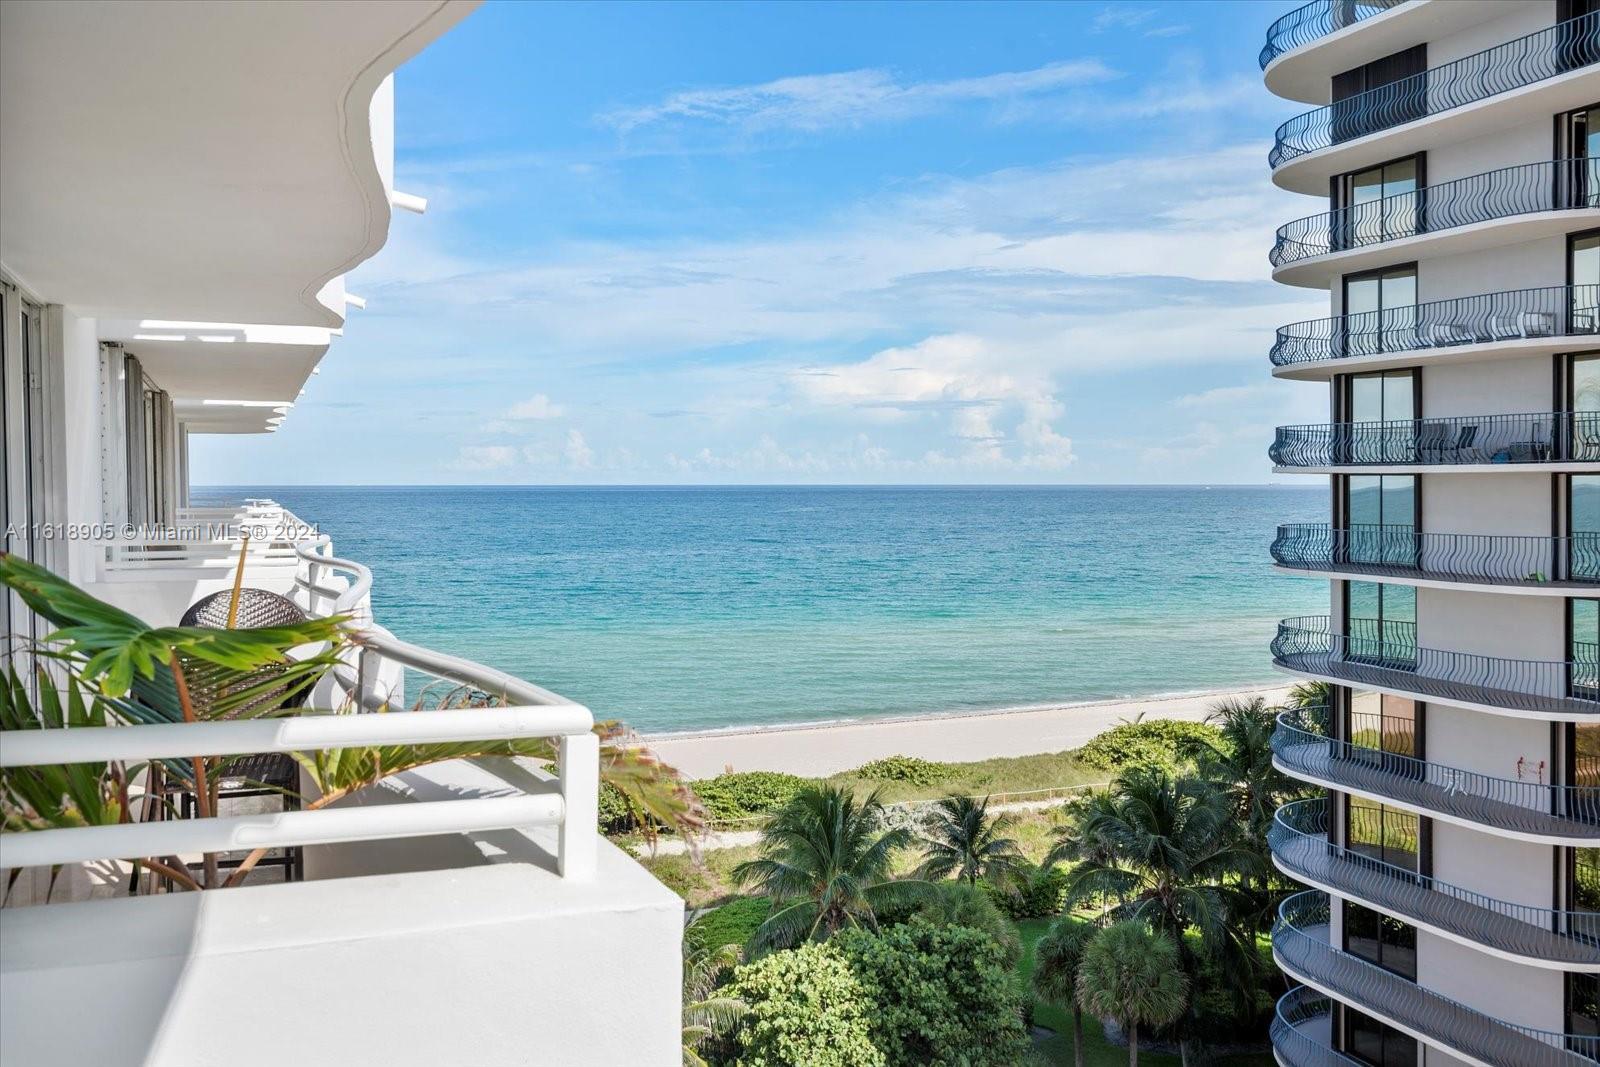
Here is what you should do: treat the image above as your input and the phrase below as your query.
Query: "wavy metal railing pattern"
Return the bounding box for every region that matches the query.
[1272,707,1600,836]
[1274,891,1600,1065]
[1260,0,1408,70]
[1270,524,1600,585]
[1271,159,1600,267]
[1271,284,1600,367]
[1271,617,1600,717]
[1271,13,1600,169]
[1270,988,1363,1067]
[1270,411,1600,468]
[1271,799,1600,964]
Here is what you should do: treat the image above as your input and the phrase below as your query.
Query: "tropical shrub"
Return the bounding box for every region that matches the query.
[726,942,884,1067]
[838,921,1029,1067]
[1074,719,1223,771]
[693,771,809,823]
[911,882,1022,969]
[597,782,631,833]
[687,896,772,954]
[982,860,1066,920]
[1076,922,1187,1067]
[852,754,956,786]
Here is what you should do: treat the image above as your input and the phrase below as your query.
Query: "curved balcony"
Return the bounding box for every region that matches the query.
[1272,618,1600,721]
[1270,412,1600,471]
[1270,987,1360,1067]
[1275,891,1599,1066]
[1270,524,1600,592]
[1271,799,1600,967]
[1270,284,1600,376]
[1271,13,1600,174]
[1259,0,1407,72]
[1272,706,1600,840]
[1271,160,1600,284]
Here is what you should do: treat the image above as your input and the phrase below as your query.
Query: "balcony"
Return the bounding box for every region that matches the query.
[1270,987,1363,1067]
[1271,160,1600,286]
[1270,524,1600,592]
[1271,799,1600,967]
[1269,411,1600,471]
[1270,284,1600,377]
[1273,617,1600,720]
[1270,12,1600,190]
[1259,0,1409,71]
[0,499,684,1066]
[1272,706,1600,840]
[1274,891,1599,1066]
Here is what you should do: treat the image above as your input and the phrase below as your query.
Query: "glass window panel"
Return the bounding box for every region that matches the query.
[1348,691,1384,749]
[1380,477,1415,529]
[1350,374,1384,422]
[1575,599,1600,699]
[1346,275,1381,318]
[1571,974,1600,1044]
[1349,167,1385,204]
[1576,848,1600,913]
[1379,269,1416,312]
[1382,159,1417,197]
[1347,476,1382,526]
[1380,695,1418,758]
[1576,235,1600,291]
[1577,476,1600,535]
[1575,600,1600,649]
[1576,356,1600,414]
[1381,372,1414,421]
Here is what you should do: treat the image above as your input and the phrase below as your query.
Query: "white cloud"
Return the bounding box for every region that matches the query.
[604,60,1117,133]
[507,393,566,420]
[563,429,596,469]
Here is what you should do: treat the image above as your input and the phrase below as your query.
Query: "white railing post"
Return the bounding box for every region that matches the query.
[558,730,599,880]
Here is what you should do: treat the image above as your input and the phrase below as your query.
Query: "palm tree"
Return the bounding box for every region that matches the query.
[732,784,931,951]
[1044,787,1125,918]
[1191,696,1300,849]
[1286,679,1330,709]
[916,793,1024,887]
[1052,764,1265,1044]
[1031,914,1094,1067]
[1075,922,1187,1067]
[681,941,746,1067]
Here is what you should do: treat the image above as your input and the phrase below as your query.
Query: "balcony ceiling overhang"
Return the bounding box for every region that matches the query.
[0,0,476,327]
[1263,1,1521,105]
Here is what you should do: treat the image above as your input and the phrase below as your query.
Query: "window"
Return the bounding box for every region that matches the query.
[1346,580,1416,666]
[0,277,60,652]
[1573,476,1600,582]
[1336,157,1420,249]
[1343,475,1416,566]
[1341,269,1417,358]
[1347,690,1420,759]
[1331,45,1426,144]
[1575,599,1600,699]
[1341,1005,1418,1067]
[1343,900,1418,979]
[1342,365,1417,463]
[1558,103,1600,209]
[1571,973,1600,1057]
[1572,848,1600,913]
[1346,796,1422,874]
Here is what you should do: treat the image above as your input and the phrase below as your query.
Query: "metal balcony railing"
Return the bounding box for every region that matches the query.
[1271,799,1600,965]
[1272,616,1600,717]
[1272,707,1600,838]
[1270,411,1600,468]
[1270,524,1600,586]
[1259,0,1409,70]
[0,498,604,883]
[1270,284,1600,368]
[1271,12,1600,169]
[1274,891,1600,1065]
[1271,160,1600,268]
[1270,987,1363,1067]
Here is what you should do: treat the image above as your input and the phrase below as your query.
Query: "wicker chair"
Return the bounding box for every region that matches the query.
[141,589,312,888]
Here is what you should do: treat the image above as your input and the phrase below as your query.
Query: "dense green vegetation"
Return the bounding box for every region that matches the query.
[669,702,1308,1066]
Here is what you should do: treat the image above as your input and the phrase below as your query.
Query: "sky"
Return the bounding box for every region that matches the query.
[192,0,1331,487]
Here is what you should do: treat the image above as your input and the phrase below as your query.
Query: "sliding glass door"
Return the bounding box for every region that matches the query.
[1342,267,1417,358]
[1344,475,1416,566]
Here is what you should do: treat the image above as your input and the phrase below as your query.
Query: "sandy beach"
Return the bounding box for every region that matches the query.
[641,684,1293,779]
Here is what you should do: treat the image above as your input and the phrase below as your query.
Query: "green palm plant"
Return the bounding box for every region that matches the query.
[732,784,932,951]
[680,941,746,1067]
[915,792,1024,887]
[1189,697,1300,846]
[1031,914,1094,1067]
[1075,921,1187,1067]
[1285,680,1330,709]
[1051,764,1265,1041]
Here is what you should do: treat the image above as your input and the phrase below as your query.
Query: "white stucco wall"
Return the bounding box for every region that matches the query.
[1415,586,1563,660]
[1426,2,1556,68]
[1415,929,1565,1035]
[1420,472,1552,537]
[57,307,103,584]
[1429,817,1555,909]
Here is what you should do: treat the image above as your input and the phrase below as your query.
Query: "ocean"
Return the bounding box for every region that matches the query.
[197,485,1327,733]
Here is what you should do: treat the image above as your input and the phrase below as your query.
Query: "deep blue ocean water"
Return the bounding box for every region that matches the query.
[195,486,1327,733]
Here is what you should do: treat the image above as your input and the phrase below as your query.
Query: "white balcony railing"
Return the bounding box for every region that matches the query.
[1,498,602,883]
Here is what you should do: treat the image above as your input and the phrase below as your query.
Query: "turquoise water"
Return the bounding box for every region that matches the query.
[196,486,1327,733]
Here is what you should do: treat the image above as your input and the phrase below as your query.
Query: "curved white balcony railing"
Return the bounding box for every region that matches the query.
[1270,411,1600,469]
[1272,707,1600,840]
[1259,0,1408,71]
[1271,799,1600,967]
[1270,524,1600,589]
[1274,891,1600,1065]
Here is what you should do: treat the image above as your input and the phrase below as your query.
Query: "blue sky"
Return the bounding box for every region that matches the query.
[193,0,1330,486]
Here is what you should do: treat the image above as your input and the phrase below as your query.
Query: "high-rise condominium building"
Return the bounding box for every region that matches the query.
[1261,2,1600,1065]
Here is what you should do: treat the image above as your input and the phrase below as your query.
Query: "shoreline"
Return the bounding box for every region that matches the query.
[641,682,1293,779]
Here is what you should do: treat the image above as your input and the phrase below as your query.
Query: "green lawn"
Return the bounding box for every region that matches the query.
[1015,919,1275,1067]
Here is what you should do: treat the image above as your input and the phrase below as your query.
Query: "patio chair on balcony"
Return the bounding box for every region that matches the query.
[1415,421,1450,462]
[132,588,312,890]
[1509,423,1549,464]
[1449,424,1480,463]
